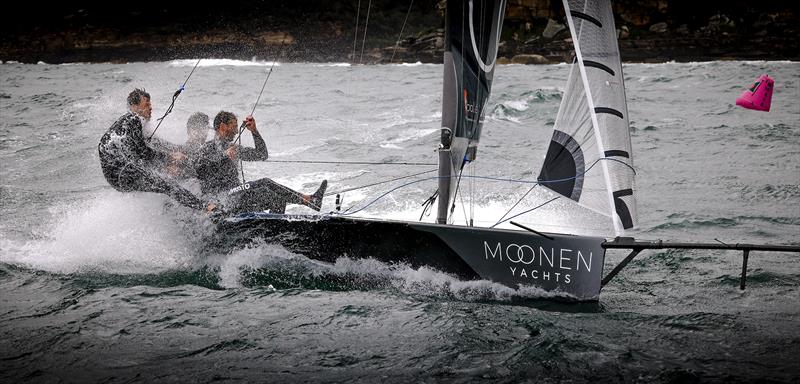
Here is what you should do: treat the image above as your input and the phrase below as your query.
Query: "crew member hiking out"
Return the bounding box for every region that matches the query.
[98,88,210,211]
[164,112,212,180]
[193,111,327,214]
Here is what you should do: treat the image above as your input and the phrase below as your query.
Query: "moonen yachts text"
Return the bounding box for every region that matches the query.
[483,241,594,284]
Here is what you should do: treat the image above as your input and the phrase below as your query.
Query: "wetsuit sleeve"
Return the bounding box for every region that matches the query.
[126,117,168,165]
[238,130,268,161]
[193,145,224,177]
[165,143,197,180]
[192,143,235,195]
[149,136,181,153]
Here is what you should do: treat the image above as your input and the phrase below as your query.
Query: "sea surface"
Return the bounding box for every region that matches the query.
[1,59,799,383]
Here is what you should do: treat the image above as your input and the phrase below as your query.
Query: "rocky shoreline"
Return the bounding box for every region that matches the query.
[1,1,797,64]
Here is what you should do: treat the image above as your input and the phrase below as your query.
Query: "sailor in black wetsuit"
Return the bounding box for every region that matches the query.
[193,111,326,214]
[98,88,209,211]
[163,112,211,180]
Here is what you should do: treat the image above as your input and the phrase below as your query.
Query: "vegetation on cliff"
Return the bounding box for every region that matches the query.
[1,0,797,63]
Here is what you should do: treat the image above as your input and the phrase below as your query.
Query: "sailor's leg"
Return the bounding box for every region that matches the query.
[247,178,305,205]
[118,166,206,210]
[247,178,327,211]
[229,186,286,214]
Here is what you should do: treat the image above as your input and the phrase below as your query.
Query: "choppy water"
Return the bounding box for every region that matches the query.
[1,60,799,382]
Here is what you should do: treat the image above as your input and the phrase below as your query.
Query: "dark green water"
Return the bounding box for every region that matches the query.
[1,60,798,382]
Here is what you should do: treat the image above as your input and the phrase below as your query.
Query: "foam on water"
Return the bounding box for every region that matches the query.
[169,59,281,67]
[1,61,799,381]
[0,191,205,275]
[379,128,439,148]
[209,239,578,302]
[392,62,429,66]
[313,63,351,67]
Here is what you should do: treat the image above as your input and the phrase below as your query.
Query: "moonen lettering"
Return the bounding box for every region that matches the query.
[484,241,593,272]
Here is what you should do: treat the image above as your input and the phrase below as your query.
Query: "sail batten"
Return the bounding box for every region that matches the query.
[538,0,637,235]
[569,10,603,28]
[583,60,615,76]
[594,107,624,118]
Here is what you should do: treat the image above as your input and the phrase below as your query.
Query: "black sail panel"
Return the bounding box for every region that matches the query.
[538,130,585,201]
[443,0,506,146]
[437,0,506,225]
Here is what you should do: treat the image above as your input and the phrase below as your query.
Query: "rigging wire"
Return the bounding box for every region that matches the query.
[147,58,201,141]
[334,157,633,220]
[494,184,538,226]
[458,186,469,226]
[449,167,466,224]
[419,189,438,220]
[490,197,559,228]
[263,159,435,166]
[359,0,372,64]
[352,0,362,62]
[470,159,475,226]
[390,0,415,63]
[326,168,437,196]
[234,40,287,183]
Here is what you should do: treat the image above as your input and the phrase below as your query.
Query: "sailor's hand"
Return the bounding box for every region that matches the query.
[165,152,187,177]
[165,163,180,177]
[225,145,238,160]
[170,151,187,163]
[244,115,257,133]
[206,203,217,213]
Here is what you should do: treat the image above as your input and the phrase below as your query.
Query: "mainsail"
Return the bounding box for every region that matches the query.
[538,0,637,234]
[437,0,507,224]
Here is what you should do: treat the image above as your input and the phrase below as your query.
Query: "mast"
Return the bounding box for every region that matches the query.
[436,0,507,225]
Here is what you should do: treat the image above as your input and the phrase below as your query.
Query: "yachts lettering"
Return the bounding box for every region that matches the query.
[508,266,571,283]
[483,241,593,272]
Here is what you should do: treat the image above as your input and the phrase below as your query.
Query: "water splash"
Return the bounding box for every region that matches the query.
[0,191,208,275]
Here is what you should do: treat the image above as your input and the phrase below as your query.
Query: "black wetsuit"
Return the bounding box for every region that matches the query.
[98,112,205,210]
[193,131,307,214]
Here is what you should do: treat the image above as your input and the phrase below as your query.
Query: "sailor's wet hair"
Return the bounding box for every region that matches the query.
[187,112,210,131]
[127,88,150,106]
[213,111,237,129]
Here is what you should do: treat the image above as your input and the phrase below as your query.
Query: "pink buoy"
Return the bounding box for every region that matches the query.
[736,74,774,112]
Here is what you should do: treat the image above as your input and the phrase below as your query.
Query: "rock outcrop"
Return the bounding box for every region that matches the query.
[1,0,797,64]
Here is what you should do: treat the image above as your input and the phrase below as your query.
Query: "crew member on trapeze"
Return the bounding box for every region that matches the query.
[161,112,212,180]
[192,111,327,214]
[98,88,212,211]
